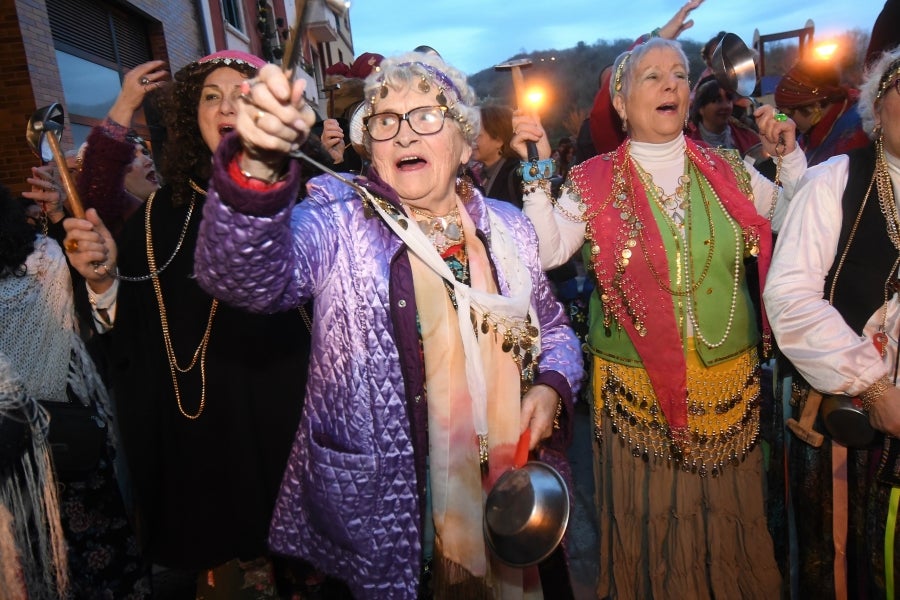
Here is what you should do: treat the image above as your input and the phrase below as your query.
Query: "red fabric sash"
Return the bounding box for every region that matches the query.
[574,137,772,440]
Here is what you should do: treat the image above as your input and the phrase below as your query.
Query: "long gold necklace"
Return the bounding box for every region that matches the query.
[634,158,717,297]
[146,183,218,420]
[686,177,742,349]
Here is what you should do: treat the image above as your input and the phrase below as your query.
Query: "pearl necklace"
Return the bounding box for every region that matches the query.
[686,178,742,349]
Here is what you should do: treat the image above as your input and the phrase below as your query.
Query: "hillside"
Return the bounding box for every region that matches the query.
[467,28,870,145]
[467,38,706,144]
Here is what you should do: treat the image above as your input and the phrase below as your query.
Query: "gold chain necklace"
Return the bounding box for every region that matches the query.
[145,185,218,420]
[686,176,742,349]
[634,158,717,297]
[830,137,900,356]
[876,136,900,251]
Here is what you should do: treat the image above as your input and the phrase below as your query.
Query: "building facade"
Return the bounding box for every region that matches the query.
[2,0,354,194]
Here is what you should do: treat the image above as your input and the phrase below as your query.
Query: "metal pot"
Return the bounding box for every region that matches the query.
[711,33,758,99]
[483,430,570,567]
[820,394,877,448]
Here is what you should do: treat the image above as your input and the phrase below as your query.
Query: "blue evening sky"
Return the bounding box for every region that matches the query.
[348,0,884,75]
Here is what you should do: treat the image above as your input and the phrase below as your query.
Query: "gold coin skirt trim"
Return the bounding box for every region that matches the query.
[593,340,761,477]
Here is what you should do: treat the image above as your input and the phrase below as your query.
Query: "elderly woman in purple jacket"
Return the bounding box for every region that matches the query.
[193,52,583,598]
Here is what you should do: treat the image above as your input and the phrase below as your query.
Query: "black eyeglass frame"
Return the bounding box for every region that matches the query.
[363,105,450,142]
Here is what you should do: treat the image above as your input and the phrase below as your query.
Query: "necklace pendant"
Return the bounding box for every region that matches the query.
[445,221,461,240]
[874,331,889,356]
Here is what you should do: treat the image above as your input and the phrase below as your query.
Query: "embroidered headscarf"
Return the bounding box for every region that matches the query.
[775,60,847,109]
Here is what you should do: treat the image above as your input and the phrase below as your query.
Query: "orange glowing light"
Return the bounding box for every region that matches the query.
[813,42,839,60]
[525,88,545,110]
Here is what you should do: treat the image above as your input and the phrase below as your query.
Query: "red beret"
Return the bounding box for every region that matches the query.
[349,53,384,79]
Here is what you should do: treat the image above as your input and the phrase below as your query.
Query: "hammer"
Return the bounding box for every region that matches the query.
[494,58,539,163]
[786,388,825,447]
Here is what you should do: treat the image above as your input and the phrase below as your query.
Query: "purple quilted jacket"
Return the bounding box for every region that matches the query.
[195,135,583,598]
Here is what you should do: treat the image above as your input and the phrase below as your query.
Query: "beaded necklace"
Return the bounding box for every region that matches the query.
[687,173,743,349]
[634,156,742,348]
[404,203,463,255]
[829,135,900,356]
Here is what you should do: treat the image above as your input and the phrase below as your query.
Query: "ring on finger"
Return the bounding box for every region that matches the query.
[254,109,266,123]
[139,76,151,86]
[64,239,79,253]
[92,263,109,275]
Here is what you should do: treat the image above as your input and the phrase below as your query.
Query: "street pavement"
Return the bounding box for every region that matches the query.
[567,399,599,600]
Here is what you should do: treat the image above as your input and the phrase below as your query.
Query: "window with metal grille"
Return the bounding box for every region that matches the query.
[45,0,156,147]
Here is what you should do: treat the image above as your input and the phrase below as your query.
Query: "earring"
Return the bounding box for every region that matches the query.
[456,164,475,202]
[621,116,628,132]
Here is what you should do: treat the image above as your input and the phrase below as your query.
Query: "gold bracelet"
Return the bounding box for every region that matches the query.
[860,374,892,412]
[552,398,563,430]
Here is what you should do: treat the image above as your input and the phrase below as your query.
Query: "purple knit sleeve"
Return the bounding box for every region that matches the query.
[76,126,142,235]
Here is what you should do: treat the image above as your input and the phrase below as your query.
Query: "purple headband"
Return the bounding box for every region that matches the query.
[395,61,463,102]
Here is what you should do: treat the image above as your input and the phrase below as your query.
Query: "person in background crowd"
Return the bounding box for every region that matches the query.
[688,76,764,161]
[193,50,583,599]
[320,52,385,174]
[0,184,149,598]
[471,103,523,207]
[551,136,575,182]
[764,46,900,599]
[775,59,870,167]
[75,60,165,238]
[514,34,805,598]
[691,30,726,99]
[61,50,312,598]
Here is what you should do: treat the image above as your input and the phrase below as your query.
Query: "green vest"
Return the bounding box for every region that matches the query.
[584,168,759,367]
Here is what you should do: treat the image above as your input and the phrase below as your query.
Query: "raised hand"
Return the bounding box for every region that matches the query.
[109,60,169,126]
[511,110,552,161]
[658,0,704,40]
[236,64,317,182]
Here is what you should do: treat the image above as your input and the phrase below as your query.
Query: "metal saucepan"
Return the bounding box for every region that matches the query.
[711,33,758,102]
[820,394,877,448]
[483,429,570,567]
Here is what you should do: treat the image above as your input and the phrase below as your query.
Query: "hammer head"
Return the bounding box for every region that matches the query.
[493,58,533,72]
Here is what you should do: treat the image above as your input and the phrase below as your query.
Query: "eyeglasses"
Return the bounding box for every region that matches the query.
[364,105,449,141]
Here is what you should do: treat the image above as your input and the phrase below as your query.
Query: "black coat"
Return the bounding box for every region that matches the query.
[109,179,310,569]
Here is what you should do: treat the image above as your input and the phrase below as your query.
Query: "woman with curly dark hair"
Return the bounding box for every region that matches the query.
[60,51,313,597]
